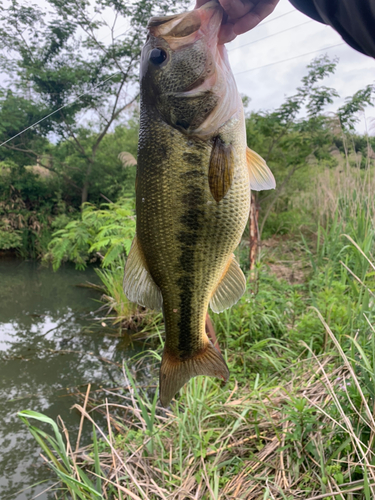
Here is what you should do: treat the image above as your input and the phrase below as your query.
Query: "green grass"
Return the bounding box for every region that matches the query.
[18,163,375,499]
[18,323,375,498]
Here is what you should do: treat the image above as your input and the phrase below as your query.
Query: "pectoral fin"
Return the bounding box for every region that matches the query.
[209,137,235,202]
[123,236,162,310]
[159,341,229,407]
[210,255,246,313]
[246,147,276,191]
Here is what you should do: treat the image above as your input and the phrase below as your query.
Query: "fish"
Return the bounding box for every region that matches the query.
[123,0,275,407]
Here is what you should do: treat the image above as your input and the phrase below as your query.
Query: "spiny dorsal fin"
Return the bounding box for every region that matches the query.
[209,136,235,202]
[123,236,162,310]
[210,254,246,313]
[159,340,229,407]
[246,147,276,191]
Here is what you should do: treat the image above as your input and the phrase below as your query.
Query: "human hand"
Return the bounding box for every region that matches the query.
[195,0,280,43]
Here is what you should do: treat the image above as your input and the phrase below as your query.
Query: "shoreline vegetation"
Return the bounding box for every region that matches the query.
[17,155,375,498]
[1,15,375,496]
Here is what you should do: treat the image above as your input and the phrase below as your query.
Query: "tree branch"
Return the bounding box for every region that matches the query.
[38,161,81,192]
[58,111,90,160]
[92,88,139,156]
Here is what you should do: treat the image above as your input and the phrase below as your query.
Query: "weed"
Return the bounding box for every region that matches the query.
[18,163,375,498]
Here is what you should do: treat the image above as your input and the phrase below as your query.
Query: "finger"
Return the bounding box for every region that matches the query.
[218,22,237,44]
[233,0,279,34]
[219,0,255,20]
[197,0,254,16]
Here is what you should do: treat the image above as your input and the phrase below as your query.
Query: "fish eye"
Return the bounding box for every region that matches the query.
[149,48,167,66]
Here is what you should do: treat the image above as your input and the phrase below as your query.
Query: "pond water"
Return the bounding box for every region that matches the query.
[0,258,133,500]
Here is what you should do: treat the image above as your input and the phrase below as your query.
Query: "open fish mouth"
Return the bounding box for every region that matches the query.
[147,0,223,47]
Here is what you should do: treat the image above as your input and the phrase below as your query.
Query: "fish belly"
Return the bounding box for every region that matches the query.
[137,110,249,360]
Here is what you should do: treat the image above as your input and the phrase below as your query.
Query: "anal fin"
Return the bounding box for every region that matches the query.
[210,254,246,313]
[123,236,162,310]
[159,341,229,407]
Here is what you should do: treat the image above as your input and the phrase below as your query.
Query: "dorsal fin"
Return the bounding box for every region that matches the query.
[210,254,246,313]
[246,147,276,191]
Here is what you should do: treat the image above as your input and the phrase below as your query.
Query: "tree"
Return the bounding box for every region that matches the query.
[338,84,375,131]
[246,55,375,268]
[0,0,188,204]
[0,90,50,167]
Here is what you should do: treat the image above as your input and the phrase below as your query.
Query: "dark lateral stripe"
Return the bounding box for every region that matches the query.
[177,185,204,358]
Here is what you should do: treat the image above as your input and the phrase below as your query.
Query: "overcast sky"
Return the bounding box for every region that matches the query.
[2,0,375,136]
[220,0,375,134]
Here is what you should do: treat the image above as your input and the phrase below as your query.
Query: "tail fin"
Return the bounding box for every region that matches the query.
[159,342,229,407]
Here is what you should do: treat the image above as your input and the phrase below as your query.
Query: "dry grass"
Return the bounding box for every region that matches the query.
[299,147,375,229]
[20,228,375,499]
[18,135,375,498]
[50,328,374,500]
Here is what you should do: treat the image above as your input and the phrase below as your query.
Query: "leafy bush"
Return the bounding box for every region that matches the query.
[46,198,136,270]
[0,162,69,257]
[0,224,22,250]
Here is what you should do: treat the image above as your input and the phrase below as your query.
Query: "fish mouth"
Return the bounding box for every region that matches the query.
[148,1,223,96]
[147,1,223,44]
[173,70,218,98]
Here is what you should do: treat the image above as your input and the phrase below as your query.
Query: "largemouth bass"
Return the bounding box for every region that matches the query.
[124,0,275,407]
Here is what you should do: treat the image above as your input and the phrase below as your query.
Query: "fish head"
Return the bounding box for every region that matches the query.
[140,1,240,137]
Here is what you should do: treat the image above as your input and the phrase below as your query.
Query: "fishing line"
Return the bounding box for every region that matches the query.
[228,19,314,52]
[0,72,120,148]
[234,42,346,75]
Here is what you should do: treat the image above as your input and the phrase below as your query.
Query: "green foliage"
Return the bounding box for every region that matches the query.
[94,258,138,319]
[0,160,70,257]
[51,123,139,206]
[18,411,105,499]
[0,224,22,250]
[262,208,311,238]
[245,55,375,238]
[0,90,50,166]
[0,117,139,259]
[0,0,189,204]
[46,198,136,270]
[18,195,375,497]
[338,84,375,130]
[283,397,316,445]
[280,55,339,122]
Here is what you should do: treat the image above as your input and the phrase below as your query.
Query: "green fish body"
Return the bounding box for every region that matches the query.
[124,1,275,406]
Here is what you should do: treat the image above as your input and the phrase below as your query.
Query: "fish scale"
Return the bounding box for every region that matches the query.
[137,111,249,355]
